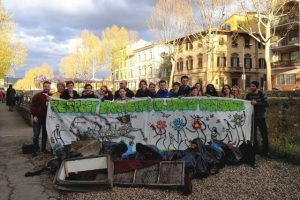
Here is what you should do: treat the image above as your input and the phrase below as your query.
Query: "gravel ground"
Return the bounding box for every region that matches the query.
[54,156,300,200]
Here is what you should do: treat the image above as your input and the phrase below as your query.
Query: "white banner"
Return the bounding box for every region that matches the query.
[46,97,253,150]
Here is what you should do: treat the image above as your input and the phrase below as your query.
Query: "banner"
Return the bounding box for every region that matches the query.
[46,97,253,150]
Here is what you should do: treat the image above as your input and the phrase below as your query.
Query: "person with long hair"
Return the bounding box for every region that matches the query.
[194,82,203,96]
[117,88,131,101]
[205,84,218,97]
[221,84,234,98]
[189,86,200,97]
[231,85,240,99]
[52,82,65,98]
[135,80,152,98]
[98,85,113,101]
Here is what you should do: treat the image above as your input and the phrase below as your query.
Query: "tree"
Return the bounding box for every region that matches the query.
[59,30,103,79]
[101,25,137,72]
[14,63,53,90]
[148,0,196,89]
[148,0,235,89]
[238,0,297,91]
[192,0,235,84]
[0,1,27,78]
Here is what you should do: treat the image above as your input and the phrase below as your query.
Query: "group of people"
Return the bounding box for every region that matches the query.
[29,75,269,159]
[47,75,241,101]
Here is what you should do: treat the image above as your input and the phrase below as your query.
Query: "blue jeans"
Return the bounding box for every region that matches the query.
[32,121,48,152]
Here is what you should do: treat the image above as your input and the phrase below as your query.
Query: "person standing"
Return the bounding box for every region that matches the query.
[135,80,152,98]
[245,81,269,156]
[60,81,80,100]
[81,84,97,98]
[97,85,113,101]
[221,84,234,98]
[116,88,131,101]
[170,82,180,97]
[30,81,52,155]
[0,88,4,103]
[114,80,134,100]
[155,80,171,98]
[52,82,65,98]
[6,84,16,111]
[148,83,157,98]
[205,84,218,97]
[231,85,240,99]
[178,75,191,97]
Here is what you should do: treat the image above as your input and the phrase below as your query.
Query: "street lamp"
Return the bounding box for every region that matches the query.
[242,43,253,91]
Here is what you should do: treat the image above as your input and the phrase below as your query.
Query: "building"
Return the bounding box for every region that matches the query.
[271,0,300,90]
[112,40,169,91]
[173,31,266,90]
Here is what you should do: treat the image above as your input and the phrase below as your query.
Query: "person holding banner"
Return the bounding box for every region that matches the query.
[246,81,269,156]
[155,80,171,98]
[148,83,157,98]
[81,84,97,99]
[231,85,240,99]
[114,80,134,100]
[52,82,65,98]
[170,82,180,97]
[98,85,113,101]
[117,88,131,101]
[30,81,52,156]
[205,84,218,97]
[60,81,80,100]
[135,80,152,98]
[178,75,191,97]
[221,84,234,98]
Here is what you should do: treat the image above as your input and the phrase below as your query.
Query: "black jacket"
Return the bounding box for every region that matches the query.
[60,90,80,100]
[80,92,97,99]
[178,85,191,97]
[245,90,268,118]
[135,89,152,98]
[101,91,114,101]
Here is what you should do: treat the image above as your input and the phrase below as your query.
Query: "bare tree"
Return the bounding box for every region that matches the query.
[238,0,298,91]
[192,0,236,85]
[148,0,196,89]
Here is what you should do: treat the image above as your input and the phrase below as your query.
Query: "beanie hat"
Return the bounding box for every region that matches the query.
[251,81,259,88]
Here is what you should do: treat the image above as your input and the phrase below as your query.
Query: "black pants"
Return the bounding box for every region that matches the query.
[253,118,269,155]
[33,121,48,152]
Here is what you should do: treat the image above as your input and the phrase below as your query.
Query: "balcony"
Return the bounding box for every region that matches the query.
[271,37,300,51]
[275,15,299,28]
[272,60,300,68]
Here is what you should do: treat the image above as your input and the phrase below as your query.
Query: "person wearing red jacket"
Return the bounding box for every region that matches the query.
[30,81,51,156]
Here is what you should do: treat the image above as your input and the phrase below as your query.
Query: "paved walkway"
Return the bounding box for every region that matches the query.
[0,103,58,200]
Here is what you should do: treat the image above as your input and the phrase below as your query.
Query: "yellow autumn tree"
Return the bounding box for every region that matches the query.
[101,25,137,71]
[59,30,103,79]
[0,2,27,78]
[14,63,53,90]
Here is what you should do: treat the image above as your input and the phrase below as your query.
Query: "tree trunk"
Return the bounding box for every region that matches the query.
[168,58,175,90]
[265,24,272,91]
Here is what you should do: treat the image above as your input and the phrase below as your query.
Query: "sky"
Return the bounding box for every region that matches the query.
[3,0,156,78]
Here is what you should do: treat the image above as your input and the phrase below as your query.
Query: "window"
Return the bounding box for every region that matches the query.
[291,51,300,61]
[186,42,193,50]
[148,65,152,75]
[231,53,239,67]
[217,56,226,67]
[142,66,146,75]
[129,69,133,78]
[198,54,203,68]
[187,56,193,70]
[258,42,265,49]
[244,37,251,48]
[244,54,252,69]
[139,67,141,75]
[258,58,266,69]
[149,52,152,59]
[231,37,238,48]
[177,58,184,71]
[277,74,296,84]
[286,74,296,84]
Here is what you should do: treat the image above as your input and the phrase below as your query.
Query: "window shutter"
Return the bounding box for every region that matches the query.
[217,57,220,67]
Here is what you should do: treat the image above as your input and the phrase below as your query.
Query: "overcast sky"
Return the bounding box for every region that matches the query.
[3,0,156,78]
